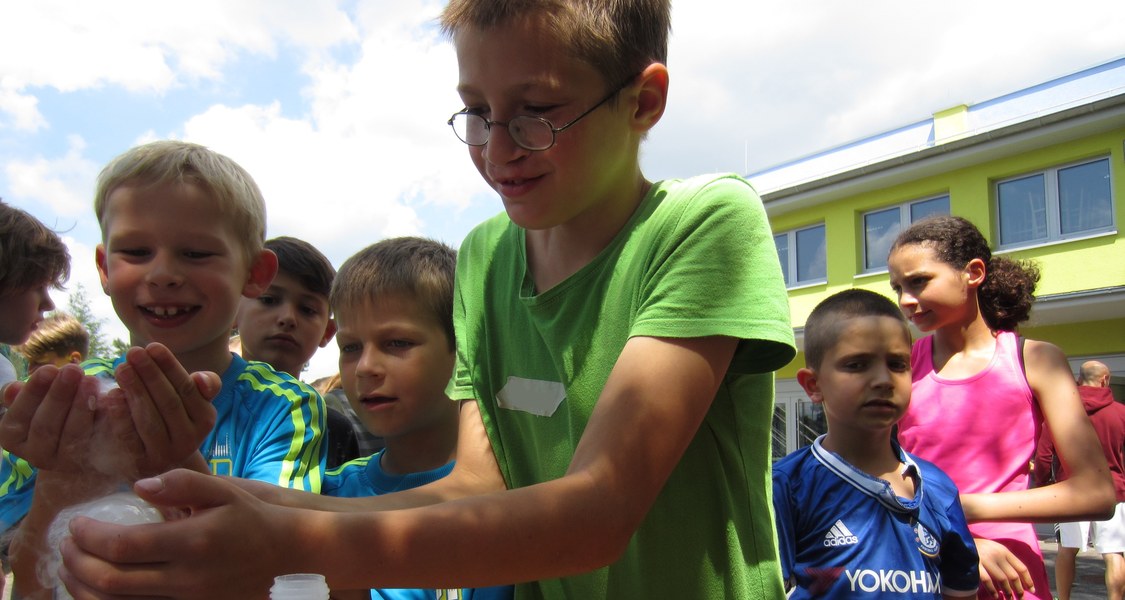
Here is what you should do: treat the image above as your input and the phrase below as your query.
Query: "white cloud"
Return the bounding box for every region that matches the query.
[0,80,46,132]
[648,0,1125,177]
[171,13,488,268]
[5,136,99,217]
[0,0,357,99]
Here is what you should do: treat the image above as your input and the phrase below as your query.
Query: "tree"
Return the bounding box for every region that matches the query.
[66,282,127,360]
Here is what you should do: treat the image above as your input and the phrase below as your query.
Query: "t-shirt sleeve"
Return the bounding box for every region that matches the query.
[628,175,795,374]
[940,489,981,596]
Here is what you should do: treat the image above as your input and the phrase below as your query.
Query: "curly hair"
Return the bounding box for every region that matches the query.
[890,215,1039,331]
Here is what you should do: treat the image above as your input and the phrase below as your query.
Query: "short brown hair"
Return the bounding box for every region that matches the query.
[267,237,335,299]
[330,237,456,350]
[94,140,267,264]
[803,289,910,371]
[14,312,89,362]
[440,0,671,89]
[0,201,70,297]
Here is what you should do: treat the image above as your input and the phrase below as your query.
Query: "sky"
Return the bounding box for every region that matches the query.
[2,0,1123,381]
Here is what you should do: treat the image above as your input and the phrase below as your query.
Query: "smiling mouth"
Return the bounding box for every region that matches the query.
[140,305,199,319]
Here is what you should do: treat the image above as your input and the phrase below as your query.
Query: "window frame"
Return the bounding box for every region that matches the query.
[995,156,1116,250]
[774,222,827,289]
[860,194,950,274]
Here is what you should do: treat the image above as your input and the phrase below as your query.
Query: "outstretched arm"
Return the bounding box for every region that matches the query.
[61,335,736,599]
[961,339,1114,523]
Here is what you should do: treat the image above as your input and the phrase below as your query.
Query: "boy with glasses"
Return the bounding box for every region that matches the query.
[47,2,795,598]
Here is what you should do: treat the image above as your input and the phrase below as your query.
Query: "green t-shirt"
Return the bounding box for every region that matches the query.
[452,174,796,599]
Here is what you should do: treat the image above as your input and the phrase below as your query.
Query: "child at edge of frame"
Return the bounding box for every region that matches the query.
[0,140,327,599]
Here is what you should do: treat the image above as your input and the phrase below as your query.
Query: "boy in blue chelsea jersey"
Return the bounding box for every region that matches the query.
[773,289,979,599]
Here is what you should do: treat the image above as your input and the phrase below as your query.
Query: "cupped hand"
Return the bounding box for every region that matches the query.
[112,344,219,476]
[0,364,100,472]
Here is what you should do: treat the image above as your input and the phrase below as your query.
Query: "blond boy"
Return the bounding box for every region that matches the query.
[14,313,89,374]
[0,141,326,598]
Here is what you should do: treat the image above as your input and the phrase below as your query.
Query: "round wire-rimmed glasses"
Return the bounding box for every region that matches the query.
[447,75,637,152]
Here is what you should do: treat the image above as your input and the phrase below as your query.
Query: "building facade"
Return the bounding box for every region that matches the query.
[749,57,1125,457]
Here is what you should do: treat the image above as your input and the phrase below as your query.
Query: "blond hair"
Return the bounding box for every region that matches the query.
[14,312,89,362]
[440,0,671,88]
[93,140,267,263]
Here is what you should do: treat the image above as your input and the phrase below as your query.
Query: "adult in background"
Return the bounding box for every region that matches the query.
[1035,360,1125,600]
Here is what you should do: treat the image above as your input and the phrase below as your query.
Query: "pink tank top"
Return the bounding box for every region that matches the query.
[898,330,1049,599]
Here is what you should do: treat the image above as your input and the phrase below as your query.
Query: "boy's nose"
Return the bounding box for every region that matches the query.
[871,364,894,387]
[355,348,385,379]
[36,286,55,312]
[146,253,183,287]
[482,123,529,165]
[276,305,297,328]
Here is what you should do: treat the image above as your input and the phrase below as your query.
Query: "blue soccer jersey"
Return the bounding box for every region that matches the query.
[772,436,979,598]
[324,453,511,600]
[0,452,34,532]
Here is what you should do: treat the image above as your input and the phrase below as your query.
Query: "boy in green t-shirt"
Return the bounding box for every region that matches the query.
[34,1,795,598]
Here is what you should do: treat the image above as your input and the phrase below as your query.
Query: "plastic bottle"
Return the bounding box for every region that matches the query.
[45,490,164,600]
[270,573,331,600]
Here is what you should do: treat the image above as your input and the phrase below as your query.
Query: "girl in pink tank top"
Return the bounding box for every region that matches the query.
[887,215,1114,600]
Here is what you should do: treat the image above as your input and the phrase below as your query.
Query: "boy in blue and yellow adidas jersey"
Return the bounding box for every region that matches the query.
[772,290,978,599]
[0,140,325,598]
[322,238,510,600]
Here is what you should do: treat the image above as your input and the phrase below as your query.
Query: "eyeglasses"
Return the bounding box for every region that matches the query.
[447,75,637,152]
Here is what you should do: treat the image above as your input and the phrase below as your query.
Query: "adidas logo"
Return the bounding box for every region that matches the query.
[823,520,859,547]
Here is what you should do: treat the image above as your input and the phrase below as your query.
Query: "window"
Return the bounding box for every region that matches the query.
[997,157,1114,248]
[774,223,826,287]
[862,195,950,271]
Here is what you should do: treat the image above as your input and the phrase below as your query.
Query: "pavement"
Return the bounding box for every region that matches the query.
[1037,523,1111,600]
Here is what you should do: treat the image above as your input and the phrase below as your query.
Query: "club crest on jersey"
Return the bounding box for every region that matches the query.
[914,521,939,557]
[823,520,859,546]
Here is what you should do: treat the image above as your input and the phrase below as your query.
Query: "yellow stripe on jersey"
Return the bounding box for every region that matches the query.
[0,452,34,494]
[238,361,325,491]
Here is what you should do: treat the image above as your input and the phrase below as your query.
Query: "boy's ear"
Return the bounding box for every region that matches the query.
[242,249,279,299]
[630,63,669,133]
[319,318,337,348]
[964,257,986,289]
[66,351,83,365]
[95,244,111,295]
[796,367,824,404]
